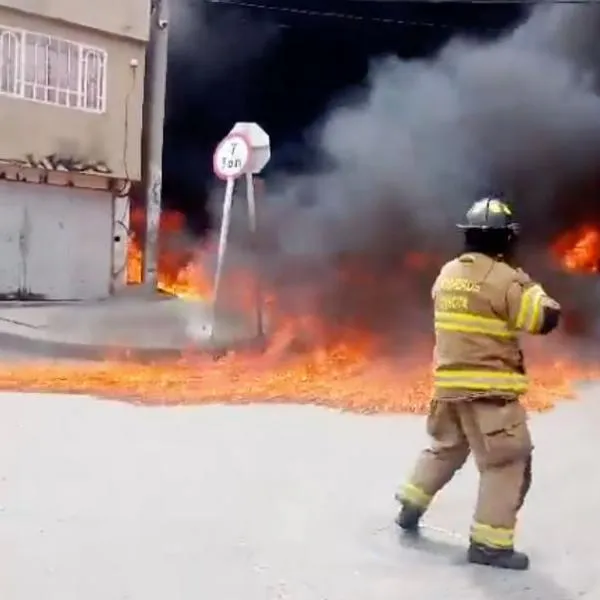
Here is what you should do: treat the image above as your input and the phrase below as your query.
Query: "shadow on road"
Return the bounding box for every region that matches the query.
[397,529,576,600]
[396,528,467,564]
[468,566,576,600]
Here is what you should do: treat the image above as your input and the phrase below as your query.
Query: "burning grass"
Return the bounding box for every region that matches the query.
[0,209,598,414]
[0,346,595,413]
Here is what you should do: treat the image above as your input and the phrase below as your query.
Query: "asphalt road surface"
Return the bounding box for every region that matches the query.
[0,386,596,600]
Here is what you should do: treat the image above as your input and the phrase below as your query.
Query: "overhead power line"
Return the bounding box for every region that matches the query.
[342,0,600,3]
[206,0,490,30]
[207,0,600,31]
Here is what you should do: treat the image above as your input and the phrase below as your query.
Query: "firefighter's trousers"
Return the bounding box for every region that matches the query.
[399,397,533,550]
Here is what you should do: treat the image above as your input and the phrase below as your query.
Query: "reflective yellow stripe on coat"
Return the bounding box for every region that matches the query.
[515,285,545,333]
[434,370,528,393]
[434,311,516,338]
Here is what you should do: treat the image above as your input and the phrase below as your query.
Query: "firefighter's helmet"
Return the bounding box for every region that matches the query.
[457,197,519,233]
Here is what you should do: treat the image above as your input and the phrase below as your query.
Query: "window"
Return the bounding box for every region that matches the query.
[0,25,106,113]
[0,29,20,95]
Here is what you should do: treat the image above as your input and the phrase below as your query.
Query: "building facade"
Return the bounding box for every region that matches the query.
[0,1,150,299]
[0,0,148,180]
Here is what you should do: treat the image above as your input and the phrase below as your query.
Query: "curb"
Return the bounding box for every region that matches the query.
[0,331,266,363]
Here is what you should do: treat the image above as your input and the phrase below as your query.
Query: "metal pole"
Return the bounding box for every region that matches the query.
[245,172,264,340]
[209,177,236,339]
[142,0,169,291]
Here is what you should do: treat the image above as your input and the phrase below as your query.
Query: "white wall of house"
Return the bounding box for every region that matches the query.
[0,180,122,299]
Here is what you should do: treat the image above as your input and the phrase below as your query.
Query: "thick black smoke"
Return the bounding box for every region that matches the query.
[202,2,600,348]
[163,0,523,228]
[164,0,282,229]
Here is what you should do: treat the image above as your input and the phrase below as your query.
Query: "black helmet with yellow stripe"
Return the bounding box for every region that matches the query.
[457,197,519,233]
[459,197,519,259]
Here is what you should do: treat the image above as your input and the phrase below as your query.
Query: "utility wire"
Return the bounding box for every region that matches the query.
[342,0,600,3]
[207,0,490,29]
[207,0,600,14]
[207,0,600,32]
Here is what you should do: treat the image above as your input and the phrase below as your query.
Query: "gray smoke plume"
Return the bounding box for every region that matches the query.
[213,2,600,348]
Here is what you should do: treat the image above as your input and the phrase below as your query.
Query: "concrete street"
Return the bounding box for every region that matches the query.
[0,386,595,599]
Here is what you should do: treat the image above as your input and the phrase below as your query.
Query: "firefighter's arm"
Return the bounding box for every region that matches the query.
[506,271,561,335]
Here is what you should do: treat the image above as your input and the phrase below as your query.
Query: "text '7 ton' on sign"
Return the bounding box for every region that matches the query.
[213,134,251,180]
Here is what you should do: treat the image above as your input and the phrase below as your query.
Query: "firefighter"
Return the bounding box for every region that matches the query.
[395,197,561,571]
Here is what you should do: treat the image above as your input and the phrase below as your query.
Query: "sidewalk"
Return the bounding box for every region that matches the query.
[0,292,260,360]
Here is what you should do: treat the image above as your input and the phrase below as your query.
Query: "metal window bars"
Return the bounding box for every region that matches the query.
[0,25,107,113]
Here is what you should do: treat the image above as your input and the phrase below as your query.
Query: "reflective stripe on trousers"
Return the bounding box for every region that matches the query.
[434,369,528,393]
[434,311,516,338]
[471,522,514,549]
[516,285,545,333]
[397,483,432,509]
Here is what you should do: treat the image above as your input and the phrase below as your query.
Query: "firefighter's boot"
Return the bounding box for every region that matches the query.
[467,542,530,570]
[394,499,424,533]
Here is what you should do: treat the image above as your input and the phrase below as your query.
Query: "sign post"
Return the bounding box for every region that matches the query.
[210,123,271,344]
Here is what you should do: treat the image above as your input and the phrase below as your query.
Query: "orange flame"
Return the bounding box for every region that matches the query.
[126,209,212,299]
[552,224,600,273]
[0,209,596,414]
[0,342,594,413]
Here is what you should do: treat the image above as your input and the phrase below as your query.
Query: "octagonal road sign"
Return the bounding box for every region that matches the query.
[228,122,271,174]
[213,133,251,180]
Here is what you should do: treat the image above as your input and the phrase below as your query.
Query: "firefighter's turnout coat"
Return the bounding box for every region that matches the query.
[432,252,560,399]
